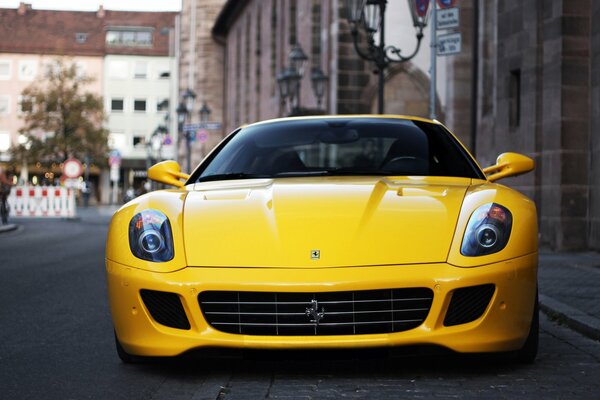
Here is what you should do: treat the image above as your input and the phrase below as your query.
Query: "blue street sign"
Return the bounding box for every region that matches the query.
[183,122,222,131]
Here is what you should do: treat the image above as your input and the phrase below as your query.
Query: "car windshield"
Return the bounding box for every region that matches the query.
[192,118,484,182]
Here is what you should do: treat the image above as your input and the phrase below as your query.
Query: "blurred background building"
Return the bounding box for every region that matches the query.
[0,3,177,203]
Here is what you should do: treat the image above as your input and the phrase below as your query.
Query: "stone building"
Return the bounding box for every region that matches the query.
[178,0,227,170]
[472,0,600,251]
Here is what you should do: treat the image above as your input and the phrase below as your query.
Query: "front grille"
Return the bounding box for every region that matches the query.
[444,284,495,326]
[140,289,191,330]
[199,288,433,336]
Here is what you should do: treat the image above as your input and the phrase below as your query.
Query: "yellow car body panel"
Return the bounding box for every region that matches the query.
[184,176,469,267]
[106,115,538,358]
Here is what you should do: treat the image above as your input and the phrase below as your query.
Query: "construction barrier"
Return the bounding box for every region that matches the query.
[6,186,77,218]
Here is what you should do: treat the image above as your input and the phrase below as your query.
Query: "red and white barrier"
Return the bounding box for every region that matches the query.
[7,186,76,218]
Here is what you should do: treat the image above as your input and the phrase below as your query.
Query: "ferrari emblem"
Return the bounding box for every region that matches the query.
[311,250,320,260]
[305,299,325,325]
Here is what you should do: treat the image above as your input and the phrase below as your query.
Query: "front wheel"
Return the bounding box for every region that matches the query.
[514,292,539,363]
[114,331,141,364]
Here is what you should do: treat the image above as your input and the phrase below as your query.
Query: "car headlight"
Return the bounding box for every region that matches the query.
[461,203,512,256]
[129,210,174,262]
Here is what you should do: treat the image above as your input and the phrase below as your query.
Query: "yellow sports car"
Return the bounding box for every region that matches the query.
[106,115,538,363]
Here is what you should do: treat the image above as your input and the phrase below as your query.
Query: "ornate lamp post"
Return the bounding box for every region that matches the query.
[310,67,329,109]
[345,0,429,114]
[277,44,329,115]
[179,89,196,172]
[199,103,211,123]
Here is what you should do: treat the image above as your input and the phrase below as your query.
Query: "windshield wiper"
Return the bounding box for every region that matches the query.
[197,173,269,182]
[324,168,390,176]
[274,169,391,177]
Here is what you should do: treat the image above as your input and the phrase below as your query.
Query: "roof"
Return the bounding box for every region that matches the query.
[0,6,177,57]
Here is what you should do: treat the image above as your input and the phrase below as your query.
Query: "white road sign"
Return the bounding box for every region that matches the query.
[437,7,460,30]
[437,32,462,56]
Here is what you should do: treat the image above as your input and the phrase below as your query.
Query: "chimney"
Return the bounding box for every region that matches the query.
[97,5,105,18]
[17,2,31,15]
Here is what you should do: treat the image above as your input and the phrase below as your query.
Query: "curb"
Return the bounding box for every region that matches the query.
[539,293,600,342]
[0,223,18,233]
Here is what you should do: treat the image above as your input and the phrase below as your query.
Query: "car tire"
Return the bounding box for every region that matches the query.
[114,331,140,364]
[514,291,539,364]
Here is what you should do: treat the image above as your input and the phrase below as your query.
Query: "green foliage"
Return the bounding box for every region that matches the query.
[11,59,108,166]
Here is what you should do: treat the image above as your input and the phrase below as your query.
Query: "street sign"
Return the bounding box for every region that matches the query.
[63,158,83,179]
[108,149,121,167]
[413,0,430,17]
[437,0,457,8]
[183,122,222,131]
[437,7,459,30]
[196,129,209,143]
[437,32,462,56]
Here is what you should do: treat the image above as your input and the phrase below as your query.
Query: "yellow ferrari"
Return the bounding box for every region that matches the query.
[106,116,538,363]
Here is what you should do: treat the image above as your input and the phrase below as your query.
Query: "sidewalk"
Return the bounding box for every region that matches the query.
[538,251,600,341]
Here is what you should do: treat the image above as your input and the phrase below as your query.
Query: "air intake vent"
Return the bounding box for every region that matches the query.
[444,284,495,326]
[140,290,190,330]
[199,288,433,336]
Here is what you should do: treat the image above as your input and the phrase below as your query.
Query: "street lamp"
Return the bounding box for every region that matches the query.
[176,101,189,172]
[345,0,428,114]
[310,67,329,109]
[277,66,301,115]
[199,103,211,123]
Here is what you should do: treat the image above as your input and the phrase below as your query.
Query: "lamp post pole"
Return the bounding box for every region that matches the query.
[429,2,437,120]
[179,89,196,172]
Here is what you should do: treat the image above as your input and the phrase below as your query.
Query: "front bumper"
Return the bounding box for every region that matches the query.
[106,252,537,357]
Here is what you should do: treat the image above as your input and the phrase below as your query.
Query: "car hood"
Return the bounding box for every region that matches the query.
[183,176,471,267]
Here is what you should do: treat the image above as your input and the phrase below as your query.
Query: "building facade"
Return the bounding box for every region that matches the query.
[472,0,600,251]
[0,3,177,203]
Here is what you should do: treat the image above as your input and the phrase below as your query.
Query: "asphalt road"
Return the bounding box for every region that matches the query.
[1,212,599,399]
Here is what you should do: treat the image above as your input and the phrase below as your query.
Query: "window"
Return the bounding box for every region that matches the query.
[134,61,147,79]
[0,60,12,80]
[0,96,9,115]
[134,99,146,112]
[509,69,521,129]
[0,132,11,152]
[75,33,87,43]
[106,29,153,47]
[195,118,484,182]
[108,60,128,79]
[157,98,169,112]
[75,61,87,78]
[108,132,126,149]
[18,60,37,81]
[111,98,124,112]
[133,136,146,147]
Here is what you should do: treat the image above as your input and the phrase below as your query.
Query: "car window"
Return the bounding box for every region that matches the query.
[193,118,483,182]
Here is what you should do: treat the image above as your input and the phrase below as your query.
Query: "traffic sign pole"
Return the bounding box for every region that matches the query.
[429,0,437,120]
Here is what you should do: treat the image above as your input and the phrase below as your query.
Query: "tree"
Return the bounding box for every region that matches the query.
[11,59,108,167]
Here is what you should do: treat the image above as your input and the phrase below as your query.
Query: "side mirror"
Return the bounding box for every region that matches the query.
[147,160,190,188]
[482,152,534,182]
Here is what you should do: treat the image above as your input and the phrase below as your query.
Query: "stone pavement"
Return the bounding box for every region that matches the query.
[538,251,600,341]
